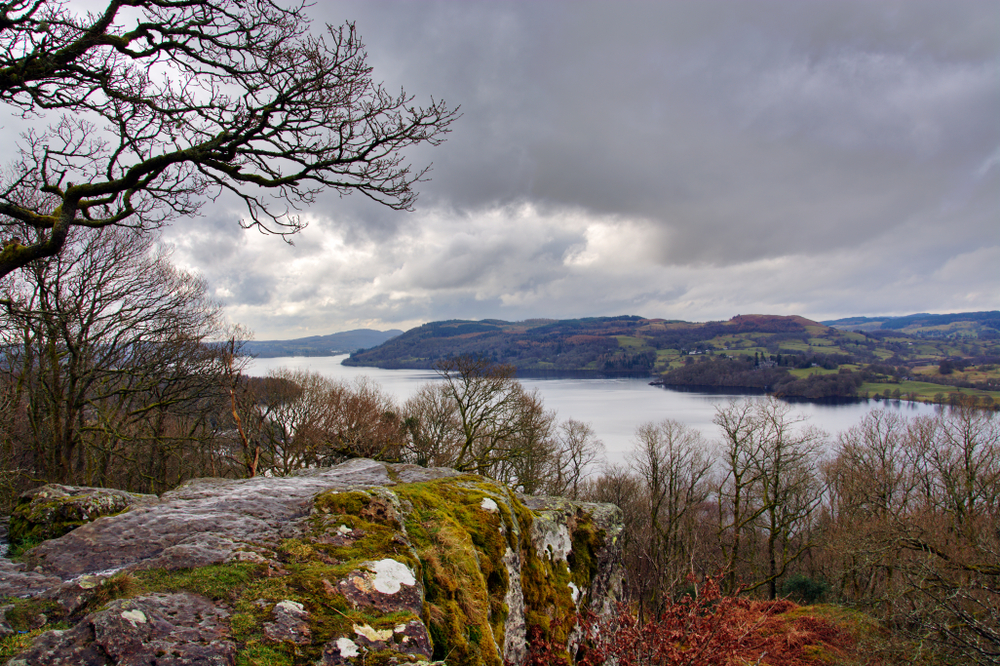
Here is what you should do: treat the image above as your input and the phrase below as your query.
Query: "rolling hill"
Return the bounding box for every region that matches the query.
[341,313,1000,405]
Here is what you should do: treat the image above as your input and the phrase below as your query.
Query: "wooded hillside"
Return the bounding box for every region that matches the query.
[343,313,1000,405]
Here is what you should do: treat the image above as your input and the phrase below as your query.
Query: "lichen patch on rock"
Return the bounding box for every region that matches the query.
[337,559,423,615]
[119,608,147,626]
[369,558,416,594]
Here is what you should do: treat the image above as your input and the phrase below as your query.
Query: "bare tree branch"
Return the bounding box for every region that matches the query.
[0,0,458,277]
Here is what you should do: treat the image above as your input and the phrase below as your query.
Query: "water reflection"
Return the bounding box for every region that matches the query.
[247,355,942,465]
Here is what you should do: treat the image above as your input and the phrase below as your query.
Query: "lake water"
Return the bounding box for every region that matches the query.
[247,355,942,465]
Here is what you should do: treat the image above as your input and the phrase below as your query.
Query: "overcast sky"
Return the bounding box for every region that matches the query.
[162,0,1000,340]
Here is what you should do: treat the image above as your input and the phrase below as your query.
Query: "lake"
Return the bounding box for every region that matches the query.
[247,355,942,465]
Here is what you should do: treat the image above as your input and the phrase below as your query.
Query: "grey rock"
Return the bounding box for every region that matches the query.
[5,459,623,666]
[501,542,527,663]
[390,619,434,659]
[522,495,625,617]
[40,577,108,615]
[0,557,63,599]
[262,599,311,645]
[6,592,235,666]
[24,459,392,578]
[389,464,462,484]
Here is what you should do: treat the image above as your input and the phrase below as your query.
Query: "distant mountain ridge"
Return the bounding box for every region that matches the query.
[245,329,403,358]
[823,311,1000,337]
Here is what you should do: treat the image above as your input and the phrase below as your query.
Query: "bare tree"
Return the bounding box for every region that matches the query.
[251,368,321,476]
[494,388,557,493]
[220,333,268,479]
[434,355,528,475]
[0,0,458,278]
[897,406,1000,664]
[714,398,824,597]
[751,398,825,599]
[402,382,463,468]
[0,226,229,490]
[0,369,29,510]
[223,368,406,476]
[822,407,1000,663]
[823,409,915,602]
[714,399,769,593]
[925,403,1000,529]
[549,419,605,500]
[401,356,561,490]
[313,376,405,464]
[628,419,713,612]
[582,464,648,604]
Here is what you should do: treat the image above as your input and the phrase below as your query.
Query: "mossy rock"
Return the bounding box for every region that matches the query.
[3,461,622,666]
[7,484,156,548]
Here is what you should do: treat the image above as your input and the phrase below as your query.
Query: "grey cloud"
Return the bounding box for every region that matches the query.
[229,276,273,307]
[33,0,992,338]
[311,1,998,265]
[167,214,248,268]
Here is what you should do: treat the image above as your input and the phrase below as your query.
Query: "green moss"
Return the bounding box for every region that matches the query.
[362,649,428,666]
[517,507,604,662]
[1,598,64,632]
[392,477,592,665]
[0,597,70,659]
[520,551,575,645]
[7,509,87,549]
[394,477,517,666]
[308,489,418,572]
[277,538,319,562]
[0,623,71,659]
[567,516,604,590]
[5,534,45,560]
[94,488,431,663]
[131,563,258,601]
[236,644,295,666]
[99,564,296,657]
[7,489,146,549]
[253,488,427,662]
[101,559,421,665]
[313,490,374,518]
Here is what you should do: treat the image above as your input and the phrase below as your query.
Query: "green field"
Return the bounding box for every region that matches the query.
[859,379,1000,404]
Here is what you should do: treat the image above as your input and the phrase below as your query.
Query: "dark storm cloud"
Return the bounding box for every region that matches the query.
[153,0,1000,337]
[306,1,998,264]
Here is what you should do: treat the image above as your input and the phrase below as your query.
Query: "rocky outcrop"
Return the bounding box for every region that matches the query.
[1,459,623,665]
[7,484,157,549]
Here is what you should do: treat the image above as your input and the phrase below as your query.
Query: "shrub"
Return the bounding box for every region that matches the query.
[572,575,854,666]
[781,574,830,605]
